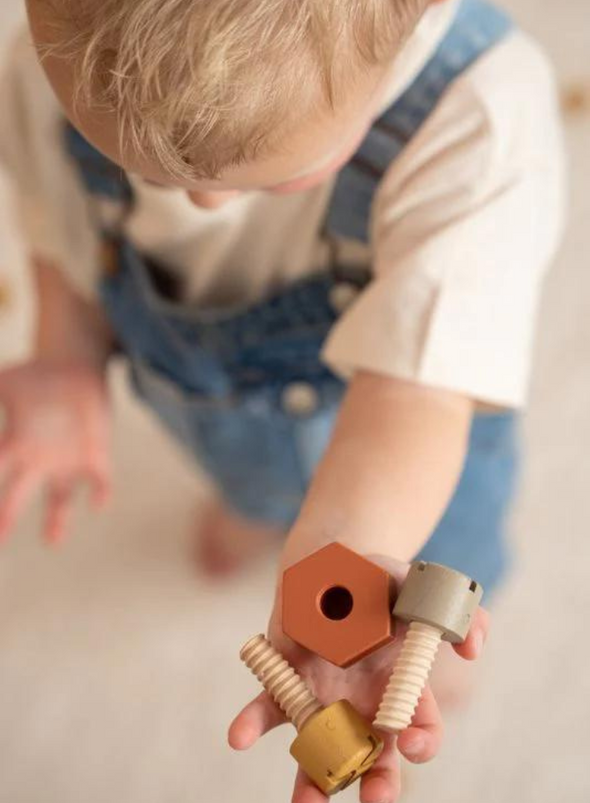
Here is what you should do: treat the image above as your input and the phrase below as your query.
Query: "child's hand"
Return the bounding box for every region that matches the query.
[0,360,112,543]
[229,556,489,803]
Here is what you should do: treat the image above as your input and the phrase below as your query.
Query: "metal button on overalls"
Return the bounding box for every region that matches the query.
[282,382,320,416]
[329,282,360,314]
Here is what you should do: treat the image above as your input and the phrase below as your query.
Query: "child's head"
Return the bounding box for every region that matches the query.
[27,0,431,206]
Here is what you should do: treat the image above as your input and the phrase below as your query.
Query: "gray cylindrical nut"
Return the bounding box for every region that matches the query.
[393,561,483,643]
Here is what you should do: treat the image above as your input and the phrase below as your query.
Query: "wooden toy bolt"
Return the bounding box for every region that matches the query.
[241,634,384,795]
[374,561,483,733]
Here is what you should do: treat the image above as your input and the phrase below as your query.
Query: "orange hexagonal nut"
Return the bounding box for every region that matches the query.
[282,543,395,668]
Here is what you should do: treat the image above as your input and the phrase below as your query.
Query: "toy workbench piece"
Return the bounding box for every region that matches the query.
[240,635,383,795]
[238,546,484,796]
[375,561,483,733]
[281,542,395,667]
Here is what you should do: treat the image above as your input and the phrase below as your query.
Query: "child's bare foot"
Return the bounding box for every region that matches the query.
[195,498,283,577]
[428,641,479,712]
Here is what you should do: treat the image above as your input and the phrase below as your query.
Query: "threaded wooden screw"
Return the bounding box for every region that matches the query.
[240,634,323,731]
[374,622,442,732]
[374,561,483,735]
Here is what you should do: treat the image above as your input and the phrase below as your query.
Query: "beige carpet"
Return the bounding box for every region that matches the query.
[0,2,589,801]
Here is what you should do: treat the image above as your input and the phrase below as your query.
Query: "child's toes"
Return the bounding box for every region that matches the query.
[194,497,282,578]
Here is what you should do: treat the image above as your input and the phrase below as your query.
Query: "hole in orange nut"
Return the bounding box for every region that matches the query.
[320,586,354,621]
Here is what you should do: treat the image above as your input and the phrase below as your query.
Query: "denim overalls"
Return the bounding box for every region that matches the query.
[66,0,518,599]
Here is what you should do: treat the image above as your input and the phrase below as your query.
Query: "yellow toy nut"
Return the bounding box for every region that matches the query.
[240,635,383,796]
[290,700,383,795]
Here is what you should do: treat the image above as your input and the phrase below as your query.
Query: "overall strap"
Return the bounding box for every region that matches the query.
[326,0,513,244]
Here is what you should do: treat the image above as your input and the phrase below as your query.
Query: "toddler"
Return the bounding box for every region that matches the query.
[0,0,564,800]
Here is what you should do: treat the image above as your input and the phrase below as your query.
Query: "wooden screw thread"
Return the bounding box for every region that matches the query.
[240,635,323,732]
[374,622,442,733]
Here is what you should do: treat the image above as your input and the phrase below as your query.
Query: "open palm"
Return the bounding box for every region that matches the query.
[229,556,488,803]
[0,361,111,542]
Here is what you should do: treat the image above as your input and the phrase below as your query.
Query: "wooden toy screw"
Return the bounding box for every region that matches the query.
[374,562,483,734]
[240,634,323,731]
[241,634,384,795]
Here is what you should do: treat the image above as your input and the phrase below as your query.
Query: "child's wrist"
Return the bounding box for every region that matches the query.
[29,349,111,385]
[33,255,115,373]
[34,310,114,372]
[279,524,411,575]
[34,345,111,374]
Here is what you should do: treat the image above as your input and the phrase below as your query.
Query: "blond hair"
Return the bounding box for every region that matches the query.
[44,0,428,179]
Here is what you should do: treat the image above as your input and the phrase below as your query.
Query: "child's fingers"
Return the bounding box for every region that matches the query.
[361,686,441,802]
[453,606,490,661]
[292,767,328,803]
[0,468,38,542]
[228,691,287,750]
[44,480,74,544]
[396,684,443,764]
[359,734,401,803]
[84,463,112,509]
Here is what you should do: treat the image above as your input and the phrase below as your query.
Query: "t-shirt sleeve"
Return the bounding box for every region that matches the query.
[0,30,101,302]
[322,34,566,408]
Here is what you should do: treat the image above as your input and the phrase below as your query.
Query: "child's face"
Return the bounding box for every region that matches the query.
[28,2,396,209]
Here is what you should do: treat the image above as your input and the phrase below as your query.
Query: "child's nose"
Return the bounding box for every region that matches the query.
[186,189,241,209]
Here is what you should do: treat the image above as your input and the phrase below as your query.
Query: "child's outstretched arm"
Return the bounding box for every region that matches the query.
[283,370,473,567]
[230,370,488,803]
[0,257,114,542]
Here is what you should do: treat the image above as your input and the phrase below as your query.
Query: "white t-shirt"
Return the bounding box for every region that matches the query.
[0,1,566,407]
